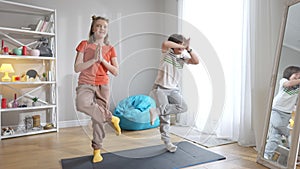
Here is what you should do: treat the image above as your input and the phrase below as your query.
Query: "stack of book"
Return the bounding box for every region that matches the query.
[35,19,53,32]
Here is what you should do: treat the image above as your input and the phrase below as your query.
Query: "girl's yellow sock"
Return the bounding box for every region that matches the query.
[111,116,121,135]
[93,149,103,163]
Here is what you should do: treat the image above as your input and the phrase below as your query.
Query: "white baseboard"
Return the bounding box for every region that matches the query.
[58,119,90,128]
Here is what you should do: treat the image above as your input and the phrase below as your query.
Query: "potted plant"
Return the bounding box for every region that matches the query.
[42,72,47,81]
[32,97,38,106]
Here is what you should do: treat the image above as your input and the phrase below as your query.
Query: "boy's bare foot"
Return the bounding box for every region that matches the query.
[149,108,158,125]
[165,142,177,153]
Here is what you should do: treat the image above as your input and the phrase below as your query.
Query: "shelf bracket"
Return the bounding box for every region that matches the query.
[2,84,50,105]
[0,31,37,50]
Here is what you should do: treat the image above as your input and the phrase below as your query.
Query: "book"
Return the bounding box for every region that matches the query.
[40,21,49,32]
[35,19,44,32]
[45,22,54,32]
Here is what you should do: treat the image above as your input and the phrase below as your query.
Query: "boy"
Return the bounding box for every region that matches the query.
[150,34,199,152]
[264,66,300,160]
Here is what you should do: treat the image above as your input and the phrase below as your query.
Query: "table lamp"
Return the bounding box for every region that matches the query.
[0,63,15,82]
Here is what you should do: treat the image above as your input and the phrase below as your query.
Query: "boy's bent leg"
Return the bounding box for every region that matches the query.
[153,88,187,117]
[149,107,159,125]
[164,90,188,115]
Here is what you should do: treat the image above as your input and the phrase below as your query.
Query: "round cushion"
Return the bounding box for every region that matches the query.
[113,95,159,130]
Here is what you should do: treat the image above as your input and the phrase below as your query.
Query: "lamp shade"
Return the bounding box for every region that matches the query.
[0,64,15,73]
[0,64,15,82]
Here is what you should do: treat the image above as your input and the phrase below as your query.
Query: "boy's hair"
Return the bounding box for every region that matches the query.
[283,66,300,79]
[168,34,184,44]
[88,15,109,45]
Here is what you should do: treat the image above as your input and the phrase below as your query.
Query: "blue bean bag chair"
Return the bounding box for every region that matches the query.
[113,95,159,130]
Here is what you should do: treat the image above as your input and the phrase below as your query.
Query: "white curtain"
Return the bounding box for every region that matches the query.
[238,0,256,146]
[179,0,256,146]
[250,0,286,149]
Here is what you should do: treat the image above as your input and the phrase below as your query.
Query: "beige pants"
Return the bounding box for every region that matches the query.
[76,84,112,150]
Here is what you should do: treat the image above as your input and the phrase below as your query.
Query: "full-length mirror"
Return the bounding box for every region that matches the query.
[257,1,300,168]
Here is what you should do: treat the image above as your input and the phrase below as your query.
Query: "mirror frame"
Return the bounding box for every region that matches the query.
[257,0,300,168]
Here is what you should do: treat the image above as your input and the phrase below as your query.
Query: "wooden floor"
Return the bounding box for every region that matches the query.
[0,126,269,169]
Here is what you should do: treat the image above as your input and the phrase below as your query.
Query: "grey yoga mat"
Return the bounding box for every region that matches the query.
[61,141,226,169]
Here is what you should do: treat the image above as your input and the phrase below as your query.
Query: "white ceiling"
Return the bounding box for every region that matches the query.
[283,2,300,51]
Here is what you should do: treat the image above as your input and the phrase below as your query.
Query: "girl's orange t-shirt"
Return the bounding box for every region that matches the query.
[76,40,117,85]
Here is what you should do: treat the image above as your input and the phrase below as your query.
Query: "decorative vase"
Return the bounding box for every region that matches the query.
[30,49,40,56]
[13,48,22,55]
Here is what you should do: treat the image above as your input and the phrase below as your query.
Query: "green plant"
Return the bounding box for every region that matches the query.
[32,97,38,102]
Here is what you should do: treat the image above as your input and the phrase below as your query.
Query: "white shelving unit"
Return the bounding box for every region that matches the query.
[0,1,58,140]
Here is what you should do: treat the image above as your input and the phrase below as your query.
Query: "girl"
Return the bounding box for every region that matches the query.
[74,15,121,163]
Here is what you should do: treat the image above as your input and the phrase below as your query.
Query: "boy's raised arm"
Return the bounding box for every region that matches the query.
[161,41,185,53]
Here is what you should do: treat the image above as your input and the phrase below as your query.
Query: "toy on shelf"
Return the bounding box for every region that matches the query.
[1,127,14,136]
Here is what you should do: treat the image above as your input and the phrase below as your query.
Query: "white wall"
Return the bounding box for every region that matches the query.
[8,0,178,127]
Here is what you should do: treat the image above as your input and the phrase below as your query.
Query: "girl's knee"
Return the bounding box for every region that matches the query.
[76,97,91,112]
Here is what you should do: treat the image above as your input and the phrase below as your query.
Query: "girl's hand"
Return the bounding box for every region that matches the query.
[94,44,104,62]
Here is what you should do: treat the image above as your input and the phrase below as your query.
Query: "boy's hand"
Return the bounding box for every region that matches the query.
[184,38,190,50]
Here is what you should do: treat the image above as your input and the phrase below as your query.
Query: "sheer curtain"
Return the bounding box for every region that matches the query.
[250,0,286,150]
[179,0,256,146]
[238,0,256,146]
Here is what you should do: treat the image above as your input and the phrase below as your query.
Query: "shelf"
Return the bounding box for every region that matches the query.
[1,128,57,139]
[0,27,55,37]
[0,0,57,141]
[0,0,54,15]
[1,104,56,112]
[0,55,55,60]
[0,81,55,85]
